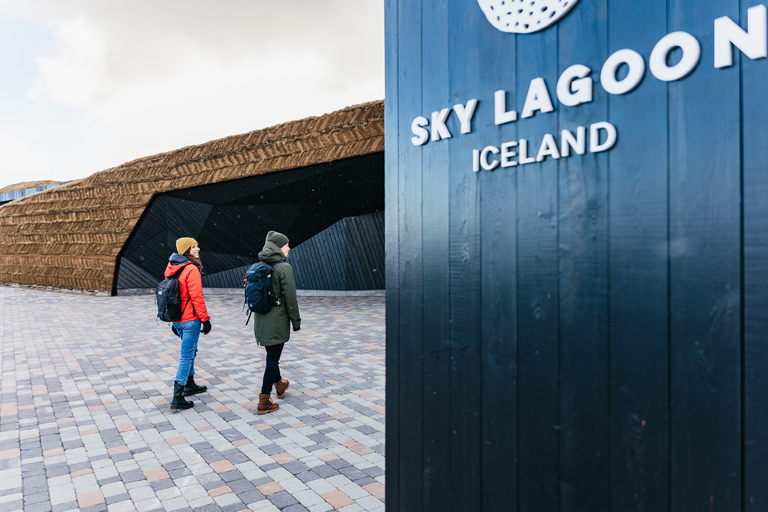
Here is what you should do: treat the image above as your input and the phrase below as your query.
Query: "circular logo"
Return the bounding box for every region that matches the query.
[477,0,579,34]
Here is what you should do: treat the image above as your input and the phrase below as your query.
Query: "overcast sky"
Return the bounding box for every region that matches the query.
[0,0,384,190]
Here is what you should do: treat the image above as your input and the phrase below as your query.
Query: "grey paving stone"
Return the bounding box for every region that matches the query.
[295,470,322,484]
[1,292,385,512]
[220,470,245,483]
[313,465,340,479]
[81,504,109,512]
[68,461,92,472]
[307,433,330,444]
[249,476,274,487]
[105,493,132,505]
[220,503,247,512]
[110,452,134,462]
[258,443,283,455]
[283,504,311,512]
[96,475,122,485]
[268,490,299,509]
[354,476,377,487]
[258,462,280,473]
[220,450,249,464]
[0,499,23,512]
[163,459,187,471]
[355,425,379,435]
[201,477,226,490]
[22,464,46,476]
[52,502,80,512]
[340,466,368,481]
[120,468,146,483]
[168,467,193,479]
[328,458,352,470]
[194,504,224,512]
[282,461,309,475]
[20,499,50,512]
[238,490,265,504]
[200,451,225,464]
[0,440,19,450]
[150,478,177,492]
[226,478,257,494]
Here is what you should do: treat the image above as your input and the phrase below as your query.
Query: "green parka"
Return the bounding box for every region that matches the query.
[253,241,301,346]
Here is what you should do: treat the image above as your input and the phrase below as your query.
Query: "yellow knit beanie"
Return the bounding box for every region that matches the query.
[176,237,198,256]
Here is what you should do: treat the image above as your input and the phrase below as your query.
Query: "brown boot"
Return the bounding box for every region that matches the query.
[257,393,279,415]
[274,378,290,399]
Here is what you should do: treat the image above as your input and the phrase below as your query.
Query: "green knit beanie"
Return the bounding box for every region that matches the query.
[266,230,289,248]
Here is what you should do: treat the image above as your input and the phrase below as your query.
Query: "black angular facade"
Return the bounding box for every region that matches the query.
[115,153,384,293]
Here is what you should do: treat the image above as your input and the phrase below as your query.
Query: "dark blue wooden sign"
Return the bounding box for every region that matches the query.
[385,1,768,510]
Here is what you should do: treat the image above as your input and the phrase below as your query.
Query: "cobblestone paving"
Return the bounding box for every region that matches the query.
[0,287,385,512]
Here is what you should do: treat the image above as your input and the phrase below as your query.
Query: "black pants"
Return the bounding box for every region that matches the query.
[261,343,284,394]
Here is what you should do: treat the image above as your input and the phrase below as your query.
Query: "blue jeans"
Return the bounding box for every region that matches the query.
[174,320,200,386]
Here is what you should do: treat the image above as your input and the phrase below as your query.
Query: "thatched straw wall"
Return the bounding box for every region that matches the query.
[0,100,384,293]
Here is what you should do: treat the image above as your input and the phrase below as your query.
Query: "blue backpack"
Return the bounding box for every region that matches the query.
[243,261,282,323]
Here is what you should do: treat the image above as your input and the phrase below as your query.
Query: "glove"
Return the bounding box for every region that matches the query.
[171,325,180,337]
[292,321,301,332]
[201,320,211,335]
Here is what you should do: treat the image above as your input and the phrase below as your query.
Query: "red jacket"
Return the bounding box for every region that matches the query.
[164,261,210,322]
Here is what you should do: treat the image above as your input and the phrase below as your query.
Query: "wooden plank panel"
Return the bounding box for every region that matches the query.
[389,0,425,508]
[668,1,742,510]
[606,3,670,511]
[515,26,560,512]
[419,1,452,509]
[384,0,401,507]
[346,212,385,290]
[439,2,517,510]
[556,1,610,510]
[447,1,482,507]
[740,1,768,508]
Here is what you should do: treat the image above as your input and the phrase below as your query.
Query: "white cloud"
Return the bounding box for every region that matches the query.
[28,18,105,106]
[0,133,58,180]
[0,1,385,189]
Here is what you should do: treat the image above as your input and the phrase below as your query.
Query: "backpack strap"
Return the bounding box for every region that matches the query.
[172,263,195,319]
[270,261,286,303]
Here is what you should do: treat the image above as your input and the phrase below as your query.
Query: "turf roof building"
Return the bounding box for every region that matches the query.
[0,100,384,295]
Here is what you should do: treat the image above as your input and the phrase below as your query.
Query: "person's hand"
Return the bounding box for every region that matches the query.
[201,320,211,334]
[292,321,300,332]
[171,325,180,337]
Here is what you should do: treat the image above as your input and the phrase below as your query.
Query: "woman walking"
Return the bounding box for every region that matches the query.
[254,231,301,414]
[166,237,212,410]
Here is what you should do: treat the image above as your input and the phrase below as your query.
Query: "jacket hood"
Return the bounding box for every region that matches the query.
[258,241,287,264]
[169,253,189,264]
[164,253,191,277]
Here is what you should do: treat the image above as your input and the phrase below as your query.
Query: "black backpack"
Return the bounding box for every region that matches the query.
[243,261,281,323]
[156,265,191,322]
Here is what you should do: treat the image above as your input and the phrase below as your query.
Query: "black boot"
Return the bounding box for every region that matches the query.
[171,382,194,410]
[183,375,208,396]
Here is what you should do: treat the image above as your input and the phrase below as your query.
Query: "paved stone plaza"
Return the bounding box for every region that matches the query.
[0,287,385,512]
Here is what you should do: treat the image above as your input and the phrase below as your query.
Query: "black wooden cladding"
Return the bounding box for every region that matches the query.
[116,210,384,291]
[115,153,384,292]
[290,211,385,291]
[385,0,768,510]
